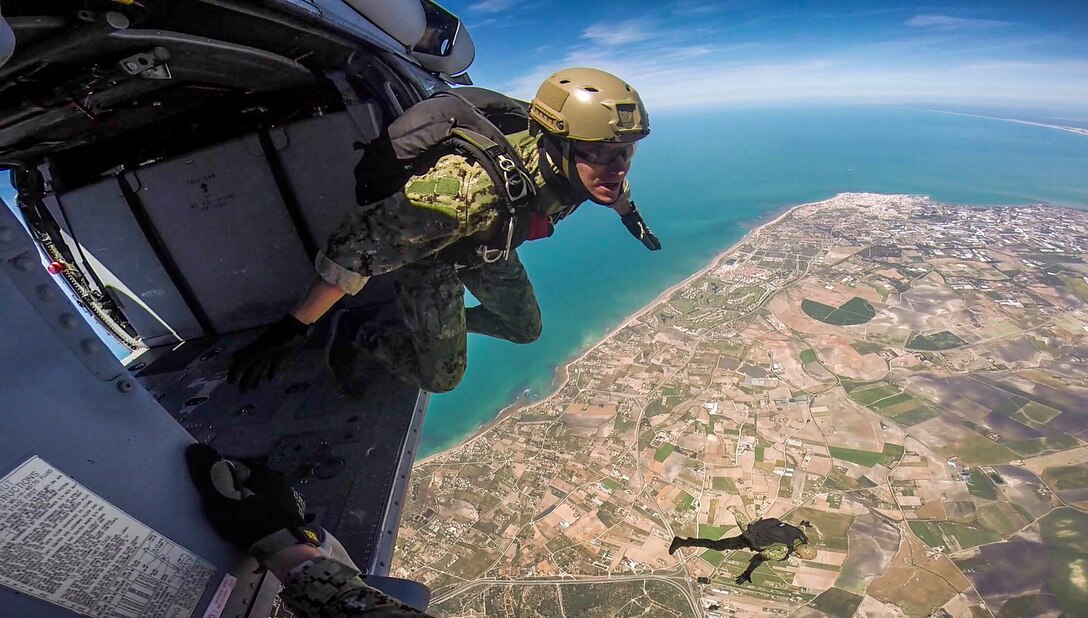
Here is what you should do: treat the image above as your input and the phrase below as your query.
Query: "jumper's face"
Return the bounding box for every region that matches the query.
[572,142,636,204]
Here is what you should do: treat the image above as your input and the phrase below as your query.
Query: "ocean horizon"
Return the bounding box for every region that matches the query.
[419,104,1088,458]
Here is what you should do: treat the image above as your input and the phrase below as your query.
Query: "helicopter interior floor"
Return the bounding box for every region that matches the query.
[126,288,426,576]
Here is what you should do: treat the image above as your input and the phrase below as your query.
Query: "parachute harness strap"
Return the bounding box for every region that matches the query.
[449,127,536,262]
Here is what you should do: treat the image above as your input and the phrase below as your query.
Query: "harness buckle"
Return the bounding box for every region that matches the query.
[496,154,530,205]
[477,245,506,264]
[497,155,517,172]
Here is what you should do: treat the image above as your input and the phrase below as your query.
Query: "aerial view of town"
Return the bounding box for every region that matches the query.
[392,193,1088,617]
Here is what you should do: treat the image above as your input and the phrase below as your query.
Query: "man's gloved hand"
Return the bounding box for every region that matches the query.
[620,203,662,251]
[227,315,308,392]
[735,573,752,585]
[185,444,312,562]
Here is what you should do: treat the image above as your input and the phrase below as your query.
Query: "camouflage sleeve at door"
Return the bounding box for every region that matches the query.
[279,557,433,617]
[316,154,501,295]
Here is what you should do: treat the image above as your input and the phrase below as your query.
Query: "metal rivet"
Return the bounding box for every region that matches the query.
[14,257,35,272]
[313,456,346,480]
[117,380,133,393]
[36,285,57,301]
[286,382,310,394]
[59,313,79,329]
[0,226,14,243]
[106,11,130,29]
[80,338,102,354]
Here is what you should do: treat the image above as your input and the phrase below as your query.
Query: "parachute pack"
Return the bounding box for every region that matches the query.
[743,518,809,550]
[354,87,550,266]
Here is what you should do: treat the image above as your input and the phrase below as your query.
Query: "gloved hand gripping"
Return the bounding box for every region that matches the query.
[227,315,309,392]
[185,444,312,563]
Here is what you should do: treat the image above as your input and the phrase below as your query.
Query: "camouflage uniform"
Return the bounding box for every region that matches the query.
[315,130,589,393]
[280,557,434,617]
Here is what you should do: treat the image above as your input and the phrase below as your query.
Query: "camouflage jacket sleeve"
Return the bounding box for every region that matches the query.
[315,154,500,294]
[279,557,433,617]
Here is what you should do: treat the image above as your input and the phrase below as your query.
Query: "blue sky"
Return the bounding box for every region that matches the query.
[445,0,1088,112]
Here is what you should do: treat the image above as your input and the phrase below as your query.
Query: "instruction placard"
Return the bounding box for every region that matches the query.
[0,456,216,617]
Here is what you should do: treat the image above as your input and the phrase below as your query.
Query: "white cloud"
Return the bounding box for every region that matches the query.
[468,0,520,14]
[905,14,1013,30]
[493,11,1084,112]
[581,19,655,46]
[502,41,1088,111]
[671,0,727,17]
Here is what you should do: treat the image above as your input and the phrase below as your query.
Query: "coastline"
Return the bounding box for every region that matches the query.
[416,194,834,466]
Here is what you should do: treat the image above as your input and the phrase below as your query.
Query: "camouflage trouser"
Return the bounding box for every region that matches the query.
[280,557,430,616]
[678,535,754,552]
[353,250,541,393]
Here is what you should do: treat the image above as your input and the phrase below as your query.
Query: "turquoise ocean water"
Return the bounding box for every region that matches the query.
[419,105,1088,457]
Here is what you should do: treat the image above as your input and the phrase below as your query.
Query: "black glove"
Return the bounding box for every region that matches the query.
[620,203,661,251]
[735,573,752,585]
[185,444,313,561]
[228,315,309,392]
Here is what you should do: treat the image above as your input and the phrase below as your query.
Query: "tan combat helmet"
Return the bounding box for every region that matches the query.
[794,543,817,560]
[530,67,649,142]
[529,68,649,204]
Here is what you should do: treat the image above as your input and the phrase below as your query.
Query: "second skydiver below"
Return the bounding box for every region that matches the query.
[669,518,817,585]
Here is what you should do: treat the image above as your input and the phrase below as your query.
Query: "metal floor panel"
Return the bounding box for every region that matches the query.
[130,319,426,575]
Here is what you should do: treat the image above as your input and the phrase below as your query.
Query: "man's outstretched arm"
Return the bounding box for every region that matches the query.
[227,275,356,391]
[735,554,767,585]
[609,180,635,215]
[612,182,661,251]
[291,276,355,325]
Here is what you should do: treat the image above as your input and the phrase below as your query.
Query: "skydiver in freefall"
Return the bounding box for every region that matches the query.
[669,518,817,585]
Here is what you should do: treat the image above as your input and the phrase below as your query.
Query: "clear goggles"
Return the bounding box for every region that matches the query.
[571,141,638,165]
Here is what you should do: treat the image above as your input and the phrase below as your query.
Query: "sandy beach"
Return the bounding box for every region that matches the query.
[416,194,830,466]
